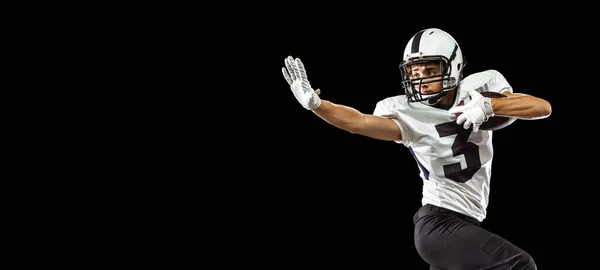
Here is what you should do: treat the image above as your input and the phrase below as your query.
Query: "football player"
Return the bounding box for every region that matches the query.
[282,28,551,270]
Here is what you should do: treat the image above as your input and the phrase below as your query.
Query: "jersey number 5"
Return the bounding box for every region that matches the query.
[434,121,481,183]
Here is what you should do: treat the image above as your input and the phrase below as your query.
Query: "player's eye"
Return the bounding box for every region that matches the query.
[427,70,439,76]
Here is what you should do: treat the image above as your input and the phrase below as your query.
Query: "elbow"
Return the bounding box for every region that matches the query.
[539,100,552,118]
[532,100,552,119]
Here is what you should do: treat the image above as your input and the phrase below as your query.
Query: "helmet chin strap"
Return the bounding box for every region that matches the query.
[421,91,448,106]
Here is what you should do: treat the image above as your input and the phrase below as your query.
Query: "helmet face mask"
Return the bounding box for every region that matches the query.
[400,56,454,105]
[399,29,465,106]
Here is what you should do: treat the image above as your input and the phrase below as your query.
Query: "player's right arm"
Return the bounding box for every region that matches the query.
[282,55,402,141]
[312,100,402,141]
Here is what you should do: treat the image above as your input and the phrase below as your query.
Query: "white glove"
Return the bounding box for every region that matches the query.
[448,90,494,133]
[282,55,321,110]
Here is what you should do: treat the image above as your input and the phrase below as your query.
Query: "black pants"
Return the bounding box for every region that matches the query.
[413,204,536,270]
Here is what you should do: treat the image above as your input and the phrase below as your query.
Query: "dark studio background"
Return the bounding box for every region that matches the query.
[21,5,595,269]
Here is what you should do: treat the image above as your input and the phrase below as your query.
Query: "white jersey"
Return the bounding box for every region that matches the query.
[373,69,512,222]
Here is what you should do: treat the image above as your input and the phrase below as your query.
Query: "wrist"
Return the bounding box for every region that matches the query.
[310,96,321,110]
[483,97,494,119]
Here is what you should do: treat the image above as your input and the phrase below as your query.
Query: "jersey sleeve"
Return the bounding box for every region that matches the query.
[488,70,513,94]
[373,98,412,145]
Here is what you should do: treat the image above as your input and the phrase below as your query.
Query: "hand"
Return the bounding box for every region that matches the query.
[282,55,321,110]
[448,90,494,132]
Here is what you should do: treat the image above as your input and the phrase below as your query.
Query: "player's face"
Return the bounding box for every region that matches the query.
[407,61,443,95]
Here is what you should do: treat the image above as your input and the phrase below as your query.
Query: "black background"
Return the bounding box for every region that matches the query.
[21,5,594,269]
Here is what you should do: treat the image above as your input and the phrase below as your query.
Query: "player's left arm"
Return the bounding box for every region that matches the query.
[492,90,552,120]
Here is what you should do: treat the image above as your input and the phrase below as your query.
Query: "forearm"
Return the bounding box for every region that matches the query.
[312,100,364,132]
[491,94,552,120]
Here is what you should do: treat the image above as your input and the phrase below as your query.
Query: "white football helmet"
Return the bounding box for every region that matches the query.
[399,28,466,106]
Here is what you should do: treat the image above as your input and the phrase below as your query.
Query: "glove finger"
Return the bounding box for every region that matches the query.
[296,58,309,81]
[285,56,297,81]
[282,67,293,85]
[456,113,466,125]
[290,57,302,82]
[473,124,480,133]
[463,119,472,130]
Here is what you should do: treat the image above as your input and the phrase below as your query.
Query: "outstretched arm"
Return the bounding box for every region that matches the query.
[312,100,402,141]
[282,56,402,141]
